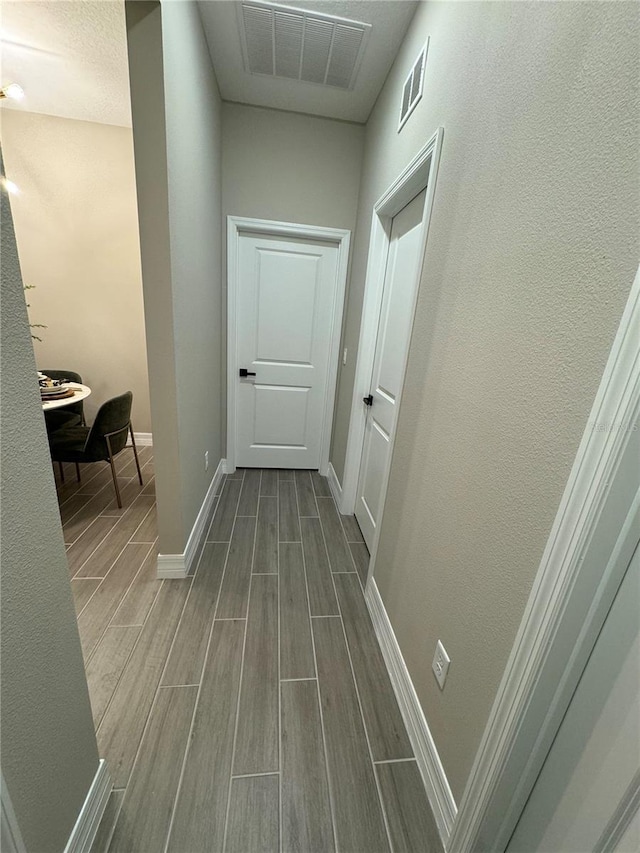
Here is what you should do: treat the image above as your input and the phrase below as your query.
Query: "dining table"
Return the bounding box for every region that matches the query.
[41,382,91,411]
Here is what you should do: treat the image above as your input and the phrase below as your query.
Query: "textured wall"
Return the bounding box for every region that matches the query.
[126,0,224,554]
[162,0,224,531]
[0,156,99,851]
[0,111,151,431]
[331,0,639,800]
[222,103,364,230]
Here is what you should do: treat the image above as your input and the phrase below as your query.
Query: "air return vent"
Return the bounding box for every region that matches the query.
[239,1,371,90]
[399,40,429,131]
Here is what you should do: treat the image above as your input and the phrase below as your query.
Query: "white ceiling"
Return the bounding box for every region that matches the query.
[0,0,132,127]
[199,0,418,123]
[0,0,417,129]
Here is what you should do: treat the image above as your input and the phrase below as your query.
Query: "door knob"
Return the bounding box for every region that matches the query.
[239,368,257,378]
[363,394,373,406]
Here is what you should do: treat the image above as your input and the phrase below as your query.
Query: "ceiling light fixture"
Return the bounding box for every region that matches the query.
[0,83,25,101]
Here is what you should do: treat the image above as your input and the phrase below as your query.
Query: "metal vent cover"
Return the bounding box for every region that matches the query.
[239,1,372,90]
[399,40,429,131]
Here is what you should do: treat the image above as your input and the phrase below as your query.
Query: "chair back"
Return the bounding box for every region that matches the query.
[84,392,133,459]
[42,369,84,419]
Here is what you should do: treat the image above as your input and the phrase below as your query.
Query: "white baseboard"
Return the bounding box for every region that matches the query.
[126,432,153,447]
[157,458,225,579]
[133,432,152,446]
[326,462,344,508]
[365,578,457,845]
[63,759,111,853]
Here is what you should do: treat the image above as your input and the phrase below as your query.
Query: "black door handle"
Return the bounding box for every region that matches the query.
[239,368,257,378]
[363,394,373,406]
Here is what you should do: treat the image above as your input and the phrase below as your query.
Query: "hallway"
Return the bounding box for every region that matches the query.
[64,464,440,852]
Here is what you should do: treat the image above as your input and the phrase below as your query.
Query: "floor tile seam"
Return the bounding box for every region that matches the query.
[326,565,395,852]
[277,492,284,853]
[71,497,153,580]
[108,536,160,628]
[156,566,200,691]
[221,571,254,852]
[374,757,417,765]
[57,465,115,512]
[215,617,246,622]
[56,466,102,499]
[125,502,159,547]
[280,675,317,682]
[77,540,156,646]
[110,487,157,521]
[163,517,241,852]
[296,469,320,519]
[296,477,339,853]
[68,515,119,580]
[83,535,154,620]
[323,494,361,574]
[231,771,280,780]
[276,472,285,852]
[94,576,167,736]
[110,680,195,845]
[211,472,245,545]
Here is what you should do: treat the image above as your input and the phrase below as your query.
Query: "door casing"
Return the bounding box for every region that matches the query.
[227,216,351,473]
[339,128,444,579]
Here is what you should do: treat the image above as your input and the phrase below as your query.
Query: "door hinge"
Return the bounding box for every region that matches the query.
[363,394,373,406]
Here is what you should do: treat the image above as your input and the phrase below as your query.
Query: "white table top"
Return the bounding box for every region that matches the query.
[41,382,91,411]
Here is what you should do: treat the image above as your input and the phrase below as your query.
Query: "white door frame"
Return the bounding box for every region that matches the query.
[227,216,351,473]
[338,128,444,543]
[449,266,640,851]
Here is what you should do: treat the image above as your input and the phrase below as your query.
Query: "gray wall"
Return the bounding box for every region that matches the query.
[1,158,99,851]
[330,1,639,800]
[222,102,364,453]
[0,111,151,432]
[126,0,224,555]
[222,102,364,230]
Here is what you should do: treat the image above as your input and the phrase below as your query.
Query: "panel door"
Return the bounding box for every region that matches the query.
[355,190,426,549]
[235,232,338,468]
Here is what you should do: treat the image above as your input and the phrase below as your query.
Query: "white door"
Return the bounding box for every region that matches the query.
[355,190,426,549]
[507,541,640,853]
[235,231,339,469]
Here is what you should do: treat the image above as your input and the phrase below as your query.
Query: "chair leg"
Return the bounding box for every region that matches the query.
[59,462,65,484]
[105,435,122,509]
[129,424,143,486]
[75,463,81,483]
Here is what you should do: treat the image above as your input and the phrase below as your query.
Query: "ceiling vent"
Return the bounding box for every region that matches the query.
[398,40,429,131]
[239,1,371,90]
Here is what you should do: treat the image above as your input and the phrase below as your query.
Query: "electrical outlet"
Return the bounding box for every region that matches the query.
[432,639,450,690]
[205,450,209,471]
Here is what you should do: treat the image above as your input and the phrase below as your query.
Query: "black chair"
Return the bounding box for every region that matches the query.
[49,391,142,508]
[42,369,85,433]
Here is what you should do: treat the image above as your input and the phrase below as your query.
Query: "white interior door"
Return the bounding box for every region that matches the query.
[235,231,339,469]
[507,541,640,853]
[355,190,426,549]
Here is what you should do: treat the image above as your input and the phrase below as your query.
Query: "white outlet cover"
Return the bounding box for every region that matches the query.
[432,639,451,690]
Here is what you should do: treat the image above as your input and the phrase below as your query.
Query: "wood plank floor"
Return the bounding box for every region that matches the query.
[57,460,441,853]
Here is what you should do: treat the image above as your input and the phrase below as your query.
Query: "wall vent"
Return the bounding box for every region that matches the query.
[239,1,371,90]
[398,40,429,131]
